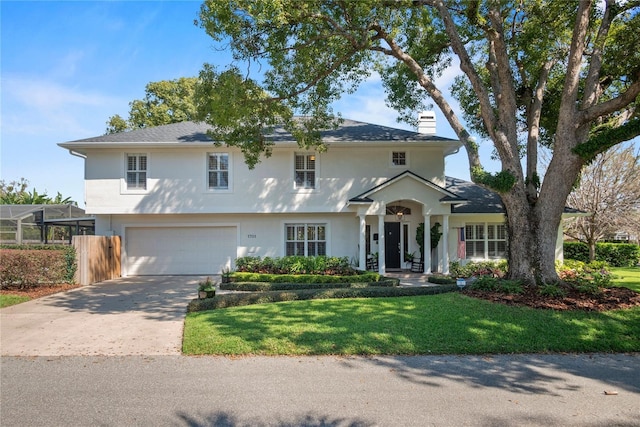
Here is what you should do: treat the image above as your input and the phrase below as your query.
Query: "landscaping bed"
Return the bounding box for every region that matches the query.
[463,285,640,311]
[220,279,399,292]
[0,283,80,300]
[454,261,640,312]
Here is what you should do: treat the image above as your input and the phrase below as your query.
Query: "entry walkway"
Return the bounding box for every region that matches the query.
[384,271,442,287]
[0,276,203,356]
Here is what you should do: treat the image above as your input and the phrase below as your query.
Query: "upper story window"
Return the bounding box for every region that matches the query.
[208,153,229,190]
[295,153,316,189]
[391,151,406,166]
[126,153,147,190]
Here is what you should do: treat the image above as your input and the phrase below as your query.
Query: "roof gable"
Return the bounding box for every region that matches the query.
[349,171,465,204]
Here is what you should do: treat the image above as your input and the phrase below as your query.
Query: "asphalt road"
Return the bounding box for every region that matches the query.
[2,353,638,426]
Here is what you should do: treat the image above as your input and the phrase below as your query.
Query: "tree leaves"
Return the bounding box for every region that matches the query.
[105,77,198,134]
[0,178,75,205]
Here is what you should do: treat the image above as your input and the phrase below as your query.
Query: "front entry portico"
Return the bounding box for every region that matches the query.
[349,171,464,276]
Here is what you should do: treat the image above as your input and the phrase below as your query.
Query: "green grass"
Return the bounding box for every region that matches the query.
[0,294,30,308]
[610,266,640,292]
[183,293,640,356]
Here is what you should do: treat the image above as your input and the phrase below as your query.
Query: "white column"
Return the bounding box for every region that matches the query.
[423,214,431,274]
[442,214,450,275]
[484,223,489,260]
[17,218,23,244]
[556,221,564,263]
[359,214,367,271]
[378,214,385,275]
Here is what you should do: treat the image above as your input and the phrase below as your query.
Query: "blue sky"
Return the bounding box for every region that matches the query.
[2,1,494,207]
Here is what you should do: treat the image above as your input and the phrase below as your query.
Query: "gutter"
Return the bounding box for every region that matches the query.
[67,149,87,159]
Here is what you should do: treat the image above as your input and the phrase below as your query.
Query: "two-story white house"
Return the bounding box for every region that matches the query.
[59,113,564,276]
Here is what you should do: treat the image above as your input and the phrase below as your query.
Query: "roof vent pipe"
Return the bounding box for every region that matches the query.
[417,111,436,135]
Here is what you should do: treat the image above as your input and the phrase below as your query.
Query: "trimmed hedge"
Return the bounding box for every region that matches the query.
[221,279,399,292]
[187,285,459,312]
[449,260,508,278]
[235,255,356,275]
[564,242,640,267]
[0,246,77,288]
[563,242,589,262]
[427,276,457,285]
[230,272,381,283]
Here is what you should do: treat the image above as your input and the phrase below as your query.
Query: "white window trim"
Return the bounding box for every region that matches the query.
[464,222,507,260]
[121,152,150,194]
[293,152,319,192]
[282,221,330,257]
[205,152,233,193]
[390,150,409,168]
[487,223,507,259]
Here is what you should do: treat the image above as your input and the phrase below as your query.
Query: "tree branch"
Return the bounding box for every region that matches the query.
[579,76,640,124]
[369,21,482,171]
[431,0,499,142]
[487,5,519,148]
[525,60,555,200]
[558,0,593,124]
[581,0,616,109]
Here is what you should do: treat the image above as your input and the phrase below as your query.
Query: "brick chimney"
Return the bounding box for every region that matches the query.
[417,111,436,135]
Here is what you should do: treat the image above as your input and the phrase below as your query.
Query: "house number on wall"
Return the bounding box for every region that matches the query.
[247,234,257,238]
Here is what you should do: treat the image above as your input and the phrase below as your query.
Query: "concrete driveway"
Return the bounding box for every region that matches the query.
[0,276,204,356]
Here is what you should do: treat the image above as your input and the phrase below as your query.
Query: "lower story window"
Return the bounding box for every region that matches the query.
[465,223,507,259]
[487,223,507,258]
[285,223,326,256]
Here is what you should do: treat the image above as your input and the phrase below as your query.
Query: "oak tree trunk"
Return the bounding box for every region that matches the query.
[503,123,585,285]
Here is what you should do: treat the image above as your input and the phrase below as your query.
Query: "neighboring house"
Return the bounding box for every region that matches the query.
[59,113,565,276]
[609,231,639,244]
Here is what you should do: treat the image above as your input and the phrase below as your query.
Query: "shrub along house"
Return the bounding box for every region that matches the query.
[59,113,566,276]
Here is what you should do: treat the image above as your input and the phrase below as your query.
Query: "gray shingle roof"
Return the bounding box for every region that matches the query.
[63,119,459,144]
[445,177,583,215]
[66,121,214,143]
[445,177,505,214]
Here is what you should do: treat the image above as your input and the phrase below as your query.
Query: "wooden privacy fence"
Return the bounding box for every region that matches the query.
[72,235,121,285]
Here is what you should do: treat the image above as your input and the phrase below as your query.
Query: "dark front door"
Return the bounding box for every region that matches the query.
[384,222,401,269]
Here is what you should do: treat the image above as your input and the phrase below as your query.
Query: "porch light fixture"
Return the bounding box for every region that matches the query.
[396,211,404,221]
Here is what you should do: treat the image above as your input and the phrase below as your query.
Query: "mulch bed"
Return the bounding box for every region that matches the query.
[1,284,82,299]
[463,285,640,311]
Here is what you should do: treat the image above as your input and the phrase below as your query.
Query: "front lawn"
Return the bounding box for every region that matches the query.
[0,294,30,308]
[183,267,640,355]
[610,266,640,292]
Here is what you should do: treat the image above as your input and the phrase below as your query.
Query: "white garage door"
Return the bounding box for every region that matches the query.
[125,227,236,275]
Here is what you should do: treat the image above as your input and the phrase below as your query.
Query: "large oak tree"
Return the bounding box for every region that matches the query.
[194,0,640,285]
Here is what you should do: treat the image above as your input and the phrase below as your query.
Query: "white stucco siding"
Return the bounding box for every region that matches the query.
[82,144,447,215]
[101,213,359,275]
[446,213,563,266]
